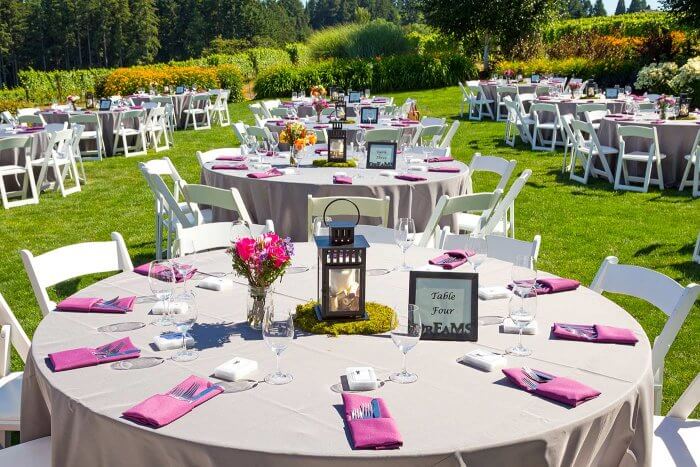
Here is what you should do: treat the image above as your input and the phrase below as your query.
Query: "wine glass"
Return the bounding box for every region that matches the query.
[624,85,632,97]
[262,304,294,385]
[511,254,537,293]
[507,289,537,356]
[355,128,366,152]
[270,132,280,156]
[173,238,195,295]
[230,220,252,244]
[171,291,198,362]
[394,218,416,271]
[465,235,487,271]
[389,304,421,384]
[148,260,175,326]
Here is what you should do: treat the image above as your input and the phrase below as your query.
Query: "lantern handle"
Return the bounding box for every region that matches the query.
[322,198,360,228]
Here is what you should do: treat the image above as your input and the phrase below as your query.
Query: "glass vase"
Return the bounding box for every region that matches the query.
[247,285,270,330]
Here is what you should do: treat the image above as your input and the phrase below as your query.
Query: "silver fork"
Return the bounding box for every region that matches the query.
[168,383,200,401]
[520,370,539,390]
[522,366,553,383]
[96,342,125,358]
[351,403,373,420]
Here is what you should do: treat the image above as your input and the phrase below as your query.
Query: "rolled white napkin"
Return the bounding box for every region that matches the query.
[379,170,398,177]
[197,276,232,291]
[214,357,258,381]
[278,167,296,175]
[333,171,347,177]
[408,165,428,172]
[154,332,194,351]
[478,286,512,300]
[501,318,538,335]
[151,300,189,315]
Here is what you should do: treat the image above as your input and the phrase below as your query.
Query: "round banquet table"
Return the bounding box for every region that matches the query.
[20,243,653,466]
[0,128,52,190]
[480,82,538,113]
[598,116,700,187]
[533,97,626,118]
[200,155,469,241]
[130,93,203,129]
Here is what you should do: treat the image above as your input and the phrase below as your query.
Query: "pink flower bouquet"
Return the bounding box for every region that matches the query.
[229,232,294,288]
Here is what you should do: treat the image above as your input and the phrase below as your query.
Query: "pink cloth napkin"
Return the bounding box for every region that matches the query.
[519,277,579,294]
[49,337,140,372]
[333,175,353,184]
[342,393,402,449]
[429,166,461,173]
[211,163,248,170]
[501,368,601,407]
[391,123,409,128]
[608,114,624,118]
[247,168,284,179]
[651,120,666,124]
[313,125,330,129]
[425,156,454,163]
[428,250,475,269]
[395,174,427,182]
[133,263,197,283]
[55,296,136,313]
[359,124,375,129]
[122,376,223,428]
[315,148,328,154]
[551,323,638,345]
[215,155,246,161]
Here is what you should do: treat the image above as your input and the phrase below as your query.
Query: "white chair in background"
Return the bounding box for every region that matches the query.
[465,153,516,195]
[576,103,609,131]
[530,103,565,151]
[112,109,147,157]
[68,113,105,161]
[176,221,273,256]
[20,232,134,317]
[679,130,700,198]
[652,373,699,466]
[569,119,617,185]
[479,169,532,238]
[0,136,39,209]
[0,111,16,124]
[32,128,81,197]
[420,191,502,248]
[17,114,46,127]
[144,106,170,152]
[44,122,68,133]
[196,148,243,167]
[269,107,294,118]
[467,84,495,121]
[503,97,534,147]
[614,125,666,193]
[232,122,248,145]
[261,100,281,119]
[458,82,470,118]
[441,233,541,263]
[590,256,700,414]
[183,94,212,131]
[182,183,255,226]
[438,121,460,154]
[693,233,700,264]
[420,116,446,127]
[412,125,445,146]
[249,104,267,126]
[16,108,40,117]
[365,128,401,144]
[67,124,86,184]
[307,195,390,240]
[559,114,577,173]
[245,126,275,146]
[209,90,231,127]
[495,85,518,122]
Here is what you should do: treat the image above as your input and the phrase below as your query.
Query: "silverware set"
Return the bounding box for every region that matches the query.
[560,324,597,339]
[93,341,140,359]
[520,366,554,390]
[94,296,130,312]
[350,399,382,420]
[168,382,222,403]
[434,255,461,265]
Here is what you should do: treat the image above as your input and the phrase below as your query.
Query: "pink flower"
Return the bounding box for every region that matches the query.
[235,238,256,261]
[269,245,289,268]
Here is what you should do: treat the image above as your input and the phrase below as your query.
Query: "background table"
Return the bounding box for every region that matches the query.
[201,158,470,241]
[0,129,51,190]
[480,82,538,114]
[533,97,626,118]
[21,244,652,466]
[598,117,700,186]
[131,93,203,129]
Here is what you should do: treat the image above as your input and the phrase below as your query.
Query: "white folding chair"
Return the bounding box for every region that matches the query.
[209,89,231,127]
[458,82,470,117]
[17,114,45,127]
[0,136,39,209]
[0,111,16,125]
[245,126,275,145]
[530,103,565,151]
[577,103,609,132]
[182,183,254,226]
[590,257,700,414]
[495,85,518,122]
[569,119,617,185]
[0,436,51,463]
[196,148,243,167]
[441,233,541,263]
[420,191,502,247]
[68,113,105,161]
[16,108,40,117]
[307,195,390,240]
[44,122,68,133]
[420,116,446,126]
[652,373,700,466]
[412,125,445,146]
[68,124,87,184]
[365,128,401,144]
[0,292,31,446]
[614,125,666,192]
[469,169,532,238]
[694,233,700,264]
[679,129,700,198]
[249,104,267,126]
[32,128,81,197]
[438,121,460,154]
[559,114,577,173]
[175,222,273,256]
[144,106,170,152]
[20,232,134,317]
[503,97,534,147]
[232,121,248,145]
[261,100,281,119]
[183,94,212,131]
[112,109,147,157]
[467,84,494,121]
[466,153,516,194]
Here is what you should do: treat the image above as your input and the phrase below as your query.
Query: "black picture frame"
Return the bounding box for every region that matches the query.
[360,107,379,124]
[366,142,397,170]
[348,90,362,104]
[175,85,185,95]
[530,74,540,84]
[327,127,347,163]
[98,99,112,111]
[408,271,478,341]
[605,87,619,99]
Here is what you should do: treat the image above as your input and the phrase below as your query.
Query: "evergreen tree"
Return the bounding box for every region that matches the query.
[592,0,607,16]
[126,0,159,64]
[662,0,700,27]
[627,0,645,12]
[614,0,626,14]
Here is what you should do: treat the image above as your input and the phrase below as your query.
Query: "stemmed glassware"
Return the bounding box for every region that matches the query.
[148,260,175,326]
[230,220,252,244]
[394,218,416,271]
[465,235,487,271]
[270,133,280,157]
[400,133,413,174]
[389,304,421,384]
[511,255,537,292]
[355,129,366,153]
[171,291,198,362]
[262,304,295,385]
[507,289,537,356]
[173,238,195,296]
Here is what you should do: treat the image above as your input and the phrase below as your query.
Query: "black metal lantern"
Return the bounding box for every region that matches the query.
[585,80,598,98]
[314,199,369,320]
[86,92,94,109]
[327,122,347,162]
[679,93,689,118]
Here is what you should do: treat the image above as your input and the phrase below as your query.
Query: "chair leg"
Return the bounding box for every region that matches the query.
[614,156,624,190]
[656,158,664,190]
[679,158,693,191]
[642,160,653,193]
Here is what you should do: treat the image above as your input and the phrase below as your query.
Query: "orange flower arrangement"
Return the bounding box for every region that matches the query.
[278,122,316,151]
[310,85,326,97]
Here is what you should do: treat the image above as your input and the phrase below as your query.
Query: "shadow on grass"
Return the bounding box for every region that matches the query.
[634,244,663,257]
[666,261,700,282]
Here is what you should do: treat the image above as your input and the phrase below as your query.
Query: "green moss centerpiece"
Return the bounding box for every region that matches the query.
[294,301,395,336]
[312,159,358,168]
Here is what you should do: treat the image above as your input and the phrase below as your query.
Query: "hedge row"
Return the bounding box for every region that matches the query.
[254,54,477,98]
[495,58,640,88]
[102,65,244,102]
[543,11,679,43]
[17,68,113,105]
[170,47,291,81]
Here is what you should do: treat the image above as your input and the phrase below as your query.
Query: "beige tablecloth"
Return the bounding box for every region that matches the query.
[131,94,198,129]
[21,244,653,466]
[201,158,470,241]
[0,130,52,190]
[481,83,538,114]
[533,98,626,119]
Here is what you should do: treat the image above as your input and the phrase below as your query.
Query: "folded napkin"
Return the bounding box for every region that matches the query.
[501,368,601,407]
[651,120,666,124]
[333,175,353,184]
[247,168,284,179]
[342,393,402,450]
[313,124,330,129]
[212,163,248,170]
[608,114,624,118]
[131,105,143,109]
[359,124,374,129]
[134,263,197,283]
[315,148,328,154]
[502,317,538,335]
[49,337,140,372]
[538,96,551,100]
[151,300,190,315]
[551,323,638,345]
[395,174,427,182]
[428,250,474,270]
[535,278,580,294]
[429,166,461,173]
[55,296,135,313]
[196,276,232,291]
[215,155,246,161]
[391,123,409,128]
[122,375,223,428]
[153,332,194,351]
[425,156,454,163]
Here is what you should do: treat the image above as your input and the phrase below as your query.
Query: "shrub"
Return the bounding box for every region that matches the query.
[18,68,113,105]
[546,33,644,62]
[103,66,219,96]
[307,20,410,60]
[404,26,462,56]
[286,43,312,66]
[669,56,700,104]
[0,96,35,113]
[634,62,679,94]
[496,58,639,88]
[542,11,679,42]
[215,65,245,102]
[247,48,292,76]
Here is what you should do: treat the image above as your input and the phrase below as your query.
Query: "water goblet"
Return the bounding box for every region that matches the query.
[394,218,416,271]
[389,304,421,384]
[173,238,196,295]
[171,291,198,362]
[148,260,175,326]
[263,304,294,385]
[507,289,537,356]
[511,254,537,292]
[230,219,253,245]
[465,235,487,271]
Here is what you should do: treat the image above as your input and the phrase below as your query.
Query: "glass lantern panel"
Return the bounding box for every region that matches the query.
[328,268,361,313]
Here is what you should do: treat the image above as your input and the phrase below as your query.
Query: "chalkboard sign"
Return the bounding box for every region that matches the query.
[175,86,185,95]
[530,74,540,84]
[408,271,478,341]
[348,90,362,104]
[605,87,619,99]
[98,99,112,111]
[360,107,379,124]
[366,142,397,170]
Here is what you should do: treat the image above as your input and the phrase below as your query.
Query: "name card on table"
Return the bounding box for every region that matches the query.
[409,271,478,341]
[98,99,112,111]
[366,142,397,169]
[605,87,619,99]
[530,74,540,84]
[175,85,185,95]
[360,107,379,124]
[327,126,347,163]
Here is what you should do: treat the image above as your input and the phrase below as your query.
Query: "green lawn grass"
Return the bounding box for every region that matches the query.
[1,86,697,416]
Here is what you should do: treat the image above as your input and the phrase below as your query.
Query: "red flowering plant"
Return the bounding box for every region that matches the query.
[504,69,514,79]
[228,232,294,287]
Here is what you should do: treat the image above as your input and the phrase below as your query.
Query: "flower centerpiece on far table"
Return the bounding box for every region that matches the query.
[229,232,294,329]
[656,94,676,120]
[279,121,317,167]
[312,97,329,122]
[310,85,327,98]
[568,81,582,98]
[504,69,514,83]
[66,95,80,111]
